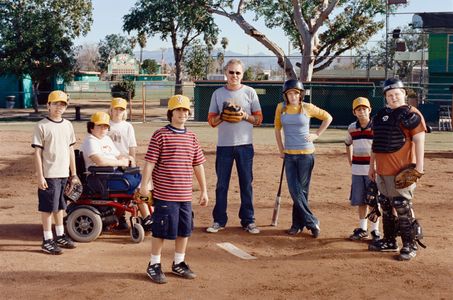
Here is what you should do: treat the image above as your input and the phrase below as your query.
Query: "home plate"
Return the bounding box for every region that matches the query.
[216,242,257,260]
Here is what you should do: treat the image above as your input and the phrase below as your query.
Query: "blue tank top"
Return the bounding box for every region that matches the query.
[281,103,314,151]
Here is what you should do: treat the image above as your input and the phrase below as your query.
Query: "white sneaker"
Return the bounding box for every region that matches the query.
[243,223,260,234]
[206,222,225,233]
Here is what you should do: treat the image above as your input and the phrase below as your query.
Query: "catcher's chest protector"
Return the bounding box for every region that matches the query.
[372,106,410,153]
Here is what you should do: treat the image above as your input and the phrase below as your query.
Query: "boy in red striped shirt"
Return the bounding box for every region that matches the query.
[139,95,209,284]
[345,97,381,241]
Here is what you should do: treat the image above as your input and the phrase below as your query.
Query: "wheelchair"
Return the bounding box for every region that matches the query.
[64,150,150,243]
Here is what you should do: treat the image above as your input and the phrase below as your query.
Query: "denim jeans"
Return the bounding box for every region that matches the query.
[284,153,318,230]
[213,144,255,227]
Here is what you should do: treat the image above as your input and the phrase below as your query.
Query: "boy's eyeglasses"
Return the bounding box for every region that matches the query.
[228,71,242,75]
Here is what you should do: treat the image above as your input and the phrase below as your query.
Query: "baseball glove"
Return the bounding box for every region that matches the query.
[134,190,153,206]
[394,164,423,189]
[220,102,248,123]
[64,175,83,201]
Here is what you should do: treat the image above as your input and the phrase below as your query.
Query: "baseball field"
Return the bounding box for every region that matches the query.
[0,119,452,299]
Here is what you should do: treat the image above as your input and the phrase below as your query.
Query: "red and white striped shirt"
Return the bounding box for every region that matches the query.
[344,120,373,176]
[145,125,206,202]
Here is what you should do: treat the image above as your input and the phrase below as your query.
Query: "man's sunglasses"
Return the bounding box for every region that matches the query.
[228,71,242,75]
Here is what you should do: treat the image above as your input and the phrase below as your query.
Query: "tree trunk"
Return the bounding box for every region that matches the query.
[300,40,315,82]
[210,9,297,80]
[173,48,183,95]
[32,81,40,113]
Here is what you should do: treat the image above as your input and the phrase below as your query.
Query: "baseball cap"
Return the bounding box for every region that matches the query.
[90,111,110,126]
[168,95,191,111]
[111,97,127,109]
[352,97,371,110]
[48,90,68,104]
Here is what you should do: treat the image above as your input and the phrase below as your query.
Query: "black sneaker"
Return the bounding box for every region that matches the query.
[370,230,381,242]
[146,263,167,284]
[172,261,196,279]
[309,224,320,238]
[142,215,153,232]
[349,228,368,241]
[286,226,301,236]
[368,238,399,252]
[55,234,76,249]
[397,245,417,261]
[116,215,129,231]
[42,239,62,255]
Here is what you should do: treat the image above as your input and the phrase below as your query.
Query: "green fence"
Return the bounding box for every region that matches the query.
[194,81,385,127]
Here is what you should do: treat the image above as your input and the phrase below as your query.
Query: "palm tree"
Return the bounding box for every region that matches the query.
[220,37,228,70]
[138,32,147,67]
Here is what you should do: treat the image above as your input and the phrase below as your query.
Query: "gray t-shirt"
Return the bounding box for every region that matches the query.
[208,85,261,147]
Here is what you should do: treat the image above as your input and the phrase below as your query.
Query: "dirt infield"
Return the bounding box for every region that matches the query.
[0,121,452,300]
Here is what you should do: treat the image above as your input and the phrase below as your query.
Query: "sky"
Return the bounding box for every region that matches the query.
[74,0,453,55]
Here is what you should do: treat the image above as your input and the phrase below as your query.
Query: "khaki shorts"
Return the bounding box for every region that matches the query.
[376,175,416,199]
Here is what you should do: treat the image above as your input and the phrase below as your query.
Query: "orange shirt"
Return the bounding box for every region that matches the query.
[375,107,427,176]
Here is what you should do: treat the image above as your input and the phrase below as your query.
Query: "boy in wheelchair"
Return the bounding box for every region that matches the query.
[79,112,151,227]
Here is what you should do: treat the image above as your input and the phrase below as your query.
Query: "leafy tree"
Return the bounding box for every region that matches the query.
[98,34,134,73]
[0,0,92,111]
[141,59,159,74]
[111,79,136,100]
[208,0,388,81]
[355,26,424,81]
[123,0,219,94]
[243,66,254,81]
[184,40,210,80]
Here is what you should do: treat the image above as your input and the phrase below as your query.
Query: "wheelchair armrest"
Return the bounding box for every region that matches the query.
[122,166,141,174]
[88,166,117,174]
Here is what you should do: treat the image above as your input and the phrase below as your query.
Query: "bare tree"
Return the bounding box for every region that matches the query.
[75,43,99,71]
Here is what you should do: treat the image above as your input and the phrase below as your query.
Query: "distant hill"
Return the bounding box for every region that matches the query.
[133,48,283,69]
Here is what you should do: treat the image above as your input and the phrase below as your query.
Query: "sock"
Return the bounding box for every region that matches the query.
[370,220,380,232]
[55,225,65,237]
[43,230,53,240]
[150,255,161,265]
[359,219,367,231]
[174,252,185,265]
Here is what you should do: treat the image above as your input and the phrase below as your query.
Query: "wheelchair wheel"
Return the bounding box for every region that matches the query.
[130,223,145,243]
[66,208,102,242]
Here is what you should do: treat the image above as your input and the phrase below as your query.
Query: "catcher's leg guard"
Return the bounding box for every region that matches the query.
[392,197,424,260]
[368,195,399,252]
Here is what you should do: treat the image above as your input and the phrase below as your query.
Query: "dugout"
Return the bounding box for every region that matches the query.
[193,81,384,127]
[0,75,33,108]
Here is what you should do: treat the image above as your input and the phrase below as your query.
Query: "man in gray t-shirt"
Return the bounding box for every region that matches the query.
[206,59,263,234]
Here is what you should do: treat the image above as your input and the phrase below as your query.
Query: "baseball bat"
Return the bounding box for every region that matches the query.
[271,160,285,226]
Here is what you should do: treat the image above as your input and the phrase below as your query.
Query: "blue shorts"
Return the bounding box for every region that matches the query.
[349,175,371,206]
[151,200,193,240]
[38,178,68,213]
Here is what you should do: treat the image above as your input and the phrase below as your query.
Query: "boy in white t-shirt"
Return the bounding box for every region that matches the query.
[108,97,137,159]
[32,90,78,255]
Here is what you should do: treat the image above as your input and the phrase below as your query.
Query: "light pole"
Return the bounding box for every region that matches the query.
[385,0,408,79]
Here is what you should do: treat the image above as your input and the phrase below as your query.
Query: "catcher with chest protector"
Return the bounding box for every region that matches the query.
[368,78,427,261]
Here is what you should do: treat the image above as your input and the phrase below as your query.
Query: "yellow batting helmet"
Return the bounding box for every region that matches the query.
[352,97,371,111]
[48,90,68,104]
[168,95,191,111]
[90,111,110,126]
[111,97,127,109]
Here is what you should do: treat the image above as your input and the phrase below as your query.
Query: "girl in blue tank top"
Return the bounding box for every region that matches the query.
[274,80,332,237]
